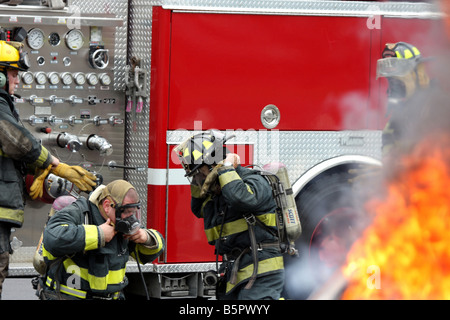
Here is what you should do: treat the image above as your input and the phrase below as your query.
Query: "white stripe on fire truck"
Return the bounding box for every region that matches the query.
[147,168,190,186]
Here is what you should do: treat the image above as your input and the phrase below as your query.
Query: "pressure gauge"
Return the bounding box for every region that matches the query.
[65,29,84,51]
[86,73,99,86]
[73,72,86,85]
[99,73,112,86]
[48,32,60,46]
[27,28,45,50]
[21,71,34,85]
[60,72,73,85]
[47,72,60,85]
[34,72,46,85]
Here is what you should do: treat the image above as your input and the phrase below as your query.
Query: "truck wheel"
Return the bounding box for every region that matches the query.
[283,167,370,300]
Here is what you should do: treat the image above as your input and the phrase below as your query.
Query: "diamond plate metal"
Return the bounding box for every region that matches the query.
[124,0,154,225]
[167,130,382,184]
[8,247,39,276]
[148,0,441,19]
[126,261,216,273]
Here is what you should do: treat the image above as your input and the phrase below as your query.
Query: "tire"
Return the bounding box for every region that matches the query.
[283,166,369,300]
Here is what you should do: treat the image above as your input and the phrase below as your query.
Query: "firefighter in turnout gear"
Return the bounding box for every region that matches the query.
[175,130,284,300]
[0,40,97,299]
[377,42,431,159]
[39,180,165,300]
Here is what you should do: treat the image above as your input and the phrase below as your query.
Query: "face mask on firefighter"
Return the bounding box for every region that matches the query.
[188,165,212,187]
[113,202,142,235]
[386,69,419,102]
[387,77,407,99]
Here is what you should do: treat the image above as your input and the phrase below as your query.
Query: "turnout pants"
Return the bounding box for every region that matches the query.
[0,223,12,300]
[219,271,285,300]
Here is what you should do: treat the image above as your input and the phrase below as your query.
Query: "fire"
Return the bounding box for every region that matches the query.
[342,133,450,299]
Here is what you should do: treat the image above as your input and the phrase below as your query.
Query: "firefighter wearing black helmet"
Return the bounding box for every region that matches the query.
[175,130,284,300]
[377,42,431,159]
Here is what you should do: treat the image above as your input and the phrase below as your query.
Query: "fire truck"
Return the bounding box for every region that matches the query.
[4,0,446,299]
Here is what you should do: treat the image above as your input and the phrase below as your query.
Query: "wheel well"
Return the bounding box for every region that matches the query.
[283,160,381,299]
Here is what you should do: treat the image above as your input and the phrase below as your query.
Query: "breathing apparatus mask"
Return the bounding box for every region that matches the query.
[188,168,209,187]
[376,42,431,109]
[112,201,142,235]
[89,180,142,235]
[377,58,421,102]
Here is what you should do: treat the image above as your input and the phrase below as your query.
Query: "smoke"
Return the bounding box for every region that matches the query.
[337,91,384,130]
[284,243,335,299]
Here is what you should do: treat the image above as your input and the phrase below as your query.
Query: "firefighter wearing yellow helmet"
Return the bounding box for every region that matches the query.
[377,42,431,159]
[0,40,96,299]
[175,130,285,300]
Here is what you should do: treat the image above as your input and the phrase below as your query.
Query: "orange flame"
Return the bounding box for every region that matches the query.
[342,133,450,299]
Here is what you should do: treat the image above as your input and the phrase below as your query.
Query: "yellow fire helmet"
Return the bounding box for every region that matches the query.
[376,42,423,79]
[0,40,30,71]
[174,130,235,178]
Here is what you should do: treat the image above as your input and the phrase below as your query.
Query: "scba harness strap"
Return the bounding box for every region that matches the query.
[226,213,280,290]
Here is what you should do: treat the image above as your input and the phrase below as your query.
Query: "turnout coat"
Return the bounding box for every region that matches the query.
[191,165,284,296]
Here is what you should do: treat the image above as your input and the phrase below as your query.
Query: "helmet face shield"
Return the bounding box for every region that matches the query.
[174,139,198,177]
[17,51,30,70]
[376,57,417,79]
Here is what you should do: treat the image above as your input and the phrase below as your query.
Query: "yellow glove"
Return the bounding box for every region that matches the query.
[29,165,52,200]
[51,163,97,191]
[199,154,240,197]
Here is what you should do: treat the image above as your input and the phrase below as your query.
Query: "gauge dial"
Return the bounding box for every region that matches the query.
[60,72,73,85]
[86,73,99,86]
[21,72,34,85]
[73,72,86,85]
[27,28,45,50]
[65,29,84,51]
[99,73,112,86]
[34,72,46,85]
[48,32,60,46]
[47,72,60,85]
